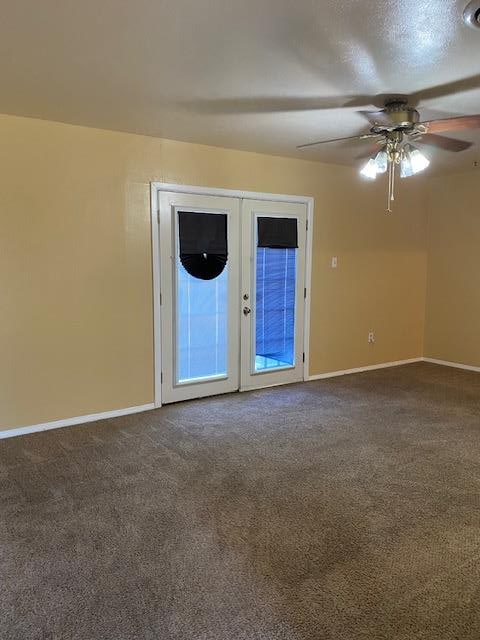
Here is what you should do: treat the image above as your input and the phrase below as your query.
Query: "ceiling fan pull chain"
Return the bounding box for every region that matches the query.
[391,160,396,202]
[386,161,390,213]
[386,160,393,214]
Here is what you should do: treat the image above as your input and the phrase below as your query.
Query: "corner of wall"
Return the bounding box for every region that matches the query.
[422,174,433,360]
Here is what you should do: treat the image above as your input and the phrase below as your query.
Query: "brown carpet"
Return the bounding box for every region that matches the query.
[2,362,480,639]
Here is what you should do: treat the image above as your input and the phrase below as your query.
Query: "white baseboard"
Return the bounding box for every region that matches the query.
[307,358,423,381]
[423,357,480,373]
[0,403,155,440]
[3,357,477,440]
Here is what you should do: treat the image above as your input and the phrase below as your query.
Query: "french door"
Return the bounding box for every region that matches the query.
[240,199,306,391]
[159,192,240,403]
[158,191,307,404]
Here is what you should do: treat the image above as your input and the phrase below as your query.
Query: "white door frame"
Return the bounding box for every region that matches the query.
[151,182,314,408]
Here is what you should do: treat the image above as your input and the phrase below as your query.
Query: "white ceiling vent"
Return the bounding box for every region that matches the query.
[464,1,480,29]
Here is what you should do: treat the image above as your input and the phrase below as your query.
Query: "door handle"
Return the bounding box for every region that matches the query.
[243,306,251,316]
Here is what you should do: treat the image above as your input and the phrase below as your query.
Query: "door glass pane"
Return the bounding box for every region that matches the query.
[255,247,296,372]
[176,259,228,384]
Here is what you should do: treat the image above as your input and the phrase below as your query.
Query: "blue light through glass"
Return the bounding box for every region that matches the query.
[255,247,296,371]
[177,261,228,383]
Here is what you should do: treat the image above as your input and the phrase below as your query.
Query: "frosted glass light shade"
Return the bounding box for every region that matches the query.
[360,158,377,180]
[401,145,430,178]
[410,147,430,174]
[375,149,388,174]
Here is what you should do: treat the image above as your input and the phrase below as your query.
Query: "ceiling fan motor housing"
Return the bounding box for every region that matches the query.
[371,100,420,133]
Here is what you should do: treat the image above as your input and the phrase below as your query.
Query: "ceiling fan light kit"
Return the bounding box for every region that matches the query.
[360,133,430,213]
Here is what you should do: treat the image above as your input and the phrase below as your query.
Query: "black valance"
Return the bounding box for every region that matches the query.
[257,217,298,249]
[178,212,228,280]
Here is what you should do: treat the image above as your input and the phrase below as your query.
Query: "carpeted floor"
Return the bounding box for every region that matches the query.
[2,362,480,639]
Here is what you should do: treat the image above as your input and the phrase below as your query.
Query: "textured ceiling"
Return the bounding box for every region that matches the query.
[1,0,480,171]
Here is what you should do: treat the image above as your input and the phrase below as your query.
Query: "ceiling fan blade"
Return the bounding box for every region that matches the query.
[297,133,381,150]
[179,94,374,115]
[420,114,480,134]
[359,109,391,127]
[415,133,472,152]
[411,73,480,104]
[355,140,385,160]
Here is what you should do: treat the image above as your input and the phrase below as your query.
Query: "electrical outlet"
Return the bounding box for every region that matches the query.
[368,331,375,344]
[331,256,338,268]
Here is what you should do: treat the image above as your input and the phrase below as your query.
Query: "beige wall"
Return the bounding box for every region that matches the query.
[425,169,480,366]
[0,114,428,430]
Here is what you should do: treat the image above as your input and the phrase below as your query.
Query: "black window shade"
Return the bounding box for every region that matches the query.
[257,217,298,249]
[178,211,228,280]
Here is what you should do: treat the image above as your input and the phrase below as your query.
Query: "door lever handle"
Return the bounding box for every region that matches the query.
[243,306,251,316]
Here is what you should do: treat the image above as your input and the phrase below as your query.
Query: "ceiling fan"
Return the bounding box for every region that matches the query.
[297,99,480,212]
[182,72,480,212]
